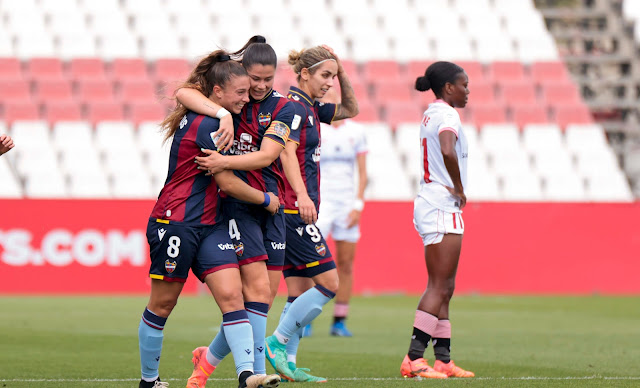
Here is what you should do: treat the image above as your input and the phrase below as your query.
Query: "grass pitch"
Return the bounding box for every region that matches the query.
[1,295,639,387]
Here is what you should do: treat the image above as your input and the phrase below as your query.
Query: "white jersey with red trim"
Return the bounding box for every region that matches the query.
[417,100,468,213]
[319,120,368,205]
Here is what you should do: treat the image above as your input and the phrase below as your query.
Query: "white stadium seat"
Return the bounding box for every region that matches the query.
[24,171,68,198]
[0,158,22,198]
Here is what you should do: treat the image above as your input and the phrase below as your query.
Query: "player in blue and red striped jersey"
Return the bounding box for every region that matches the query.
[264,45,359,383]
[174,36,295,386]
[138,50,280,388]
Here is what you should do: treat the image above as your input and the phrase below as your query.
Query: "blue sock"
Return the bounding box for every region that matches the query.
[280,297,301,366]
[245,302,269,375]
[276,285,335,339]
[208,323,230,361]
[138,308,167,381]
[223,310,254,376]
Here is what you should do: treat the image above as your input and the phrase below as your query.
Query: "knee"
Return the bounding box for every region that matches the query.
[217,286,245,310]
[337,259,354,275]
[318,275,339,295]
[242,277,271,304]
[149,297,178,317]
[428,280,455,300]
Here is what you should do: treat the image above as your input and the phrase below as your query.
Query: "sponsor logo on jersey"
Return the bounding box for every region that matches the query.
[271,242,286,250]
[234,242,244,256]
[217,242,234,250]
[291,114,302,130]
[157,228,166,241]
[258,112,272,127]
[230,132,258,155]
[312,145,321,162]
[165,259,177,273]
[315,243,327,256]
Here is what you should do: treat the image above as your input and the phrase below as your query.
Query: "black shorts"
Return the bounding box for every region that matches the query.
[283,212,335,278]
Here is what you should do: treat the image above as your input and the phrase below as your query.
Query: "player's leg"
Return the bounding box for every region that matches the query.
[240,261,271,375]
[331,239,357,336]
[280,277,314,375]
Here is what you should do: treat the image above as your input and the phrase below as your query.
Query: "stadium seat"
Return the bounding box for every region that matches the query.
[118,79,157,103]
[68,173,112,198]
[110,58,149,81]
[14,35,57,59]
[26,58,65,80]
[128,102,166,125]
[362,61,402,82]
[44,101,83,123]
[384,102,424,129]
[554,104,593,128]
[351,100,380,122]
[492,149,533,179]
[530,61,569,84]
[511,105,549,127]
[480,123,521,153]
[487,61,526,82]
[565,124,609,155]
[89,14,130,37]
[95,121,138,152]
[467,104,508,127]
[68,58,107,81]
[9,121,50,152]
[454,61,486,82]
[86,102,125,124]
[0,80,32,102]
[137,122,166,154]
[516,35,559,62]
[540,82,582,105]
[586,170,633,202]
[475,35,517,62]
[98,34,140,59]
[153,59,191,83]
[467,81,496,102]
[3,102,40,123]
[56,33,98,60]
[77,79,116,103]
[522,124,565,153]
[141,34,183,60]
[499,81,537,104]
[543,173,587,201]
[52,121,94,152]
[406,61,434,80]
[0,58,22,80]
[364,123,394,155]
[24,171,68,198]
[502,174,543,201]
[34,79,74,102]
[532,150,575,177]
[372,80,414,103]
[434,35,475,61]
[466,169,501,201]
[112,174,155,199]
[48,12,87,37]
[0,158,22,198]
[574,148,620,178]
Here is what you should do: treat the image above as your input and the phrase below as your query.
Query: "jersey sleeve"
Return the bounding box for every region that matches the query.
[287,102,306,144]
[437,108,461,137]
[317,102,337,124]
[195,116,221,150]
[264,101,294,147]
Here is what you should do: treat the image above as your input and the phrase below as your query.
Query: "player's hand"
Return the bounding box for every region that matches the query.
[265,192,280,215]
[0,134,14,156]
[445,186,467,209]
[195,149,226,175]
[212,114,234,152]
[346,209,361,228]
[297,193,317,224]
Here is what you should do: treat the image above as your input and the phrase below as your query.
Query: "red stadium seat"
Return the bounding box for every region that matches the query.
[77,79,116,103]
[554,104,593,128]
[3,102,40,123]
[44,101,83,123]
[406,61,434,80]
[118,79,157,103]
[34,79,74,102]
[384,101,424,129]
[27,57,65,80]
[0,79,32,102]
[530,61,569,84]
[499,81,537,105]
[467,103,507,127]
[362,60,402,82]
[487,61,526,82]
[351,100,380,122]
[153,59,190,82]
[339,60,360,81]
[87,101,125,124]
[0,58,23,80]
[111,58,149,81]
[455,61,485,81]
[511,104,549,127]
[372,79,413,102]
[68,58,107,81]
[468,80,496,103]
[540,82,581,105]
[128,102,166,124]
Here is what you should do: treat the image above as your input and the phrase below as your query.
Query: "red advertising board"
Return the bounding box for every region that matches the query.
[1,200,639,294]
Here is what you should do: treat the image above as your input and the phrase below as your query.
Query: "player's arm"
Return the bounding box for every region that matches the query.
[175,87,234,151]
[0,134,14,156]
[281,140,317,224]
[347,152,368,228]
[214,170,280,214]
[322,45,359,120]
[439,130,466,209]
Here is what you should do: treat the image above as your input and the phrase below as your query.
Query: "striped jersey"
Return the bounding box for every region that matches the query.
[285,86,337,211]
[150,112,223,225]
[226,89,294,204]
[319,120,368,205]
[418,99,468,212]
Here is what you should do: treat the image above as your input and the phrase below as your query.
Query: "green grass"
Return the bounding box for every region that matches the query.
[1,295,639,387]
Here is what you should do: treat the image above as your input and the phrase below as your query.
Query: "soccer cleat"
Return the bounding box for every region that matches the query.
[139,378,169,387]
[433,360,475,378]
[301,323,312,337]
[329,321,352,337]
[292,368,327,383]
[400,355,448,379]
[243,373,281,388]
[264,335,295,381]
[186,346,216,388]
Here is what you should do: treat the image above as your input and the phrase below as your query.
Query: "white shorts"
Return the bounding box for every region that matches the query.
[413,196,464,246]
[317,201,360,243]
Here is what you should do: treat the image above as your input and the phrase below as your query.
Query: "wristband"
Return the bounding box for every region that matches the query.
[261,192,270,207]
[216,107,230,119]
[353,199,364,211]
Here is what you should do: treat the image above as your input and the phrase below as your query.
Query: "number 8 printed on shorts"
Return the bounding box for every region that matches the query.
[167,236,181,258]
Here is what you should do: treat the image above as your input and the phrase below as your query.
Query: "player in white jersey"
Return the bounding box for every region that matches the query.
[400,61,475,380]
[312,87,368,337]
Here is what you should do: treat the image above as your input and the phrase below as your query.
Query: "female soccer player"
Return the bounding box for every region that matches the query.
[137,49,280,388]
[400,61,474,379]
[174,36,295,385]
[264,45,359,383]
[313,87,368,337]
[0,134,14,155]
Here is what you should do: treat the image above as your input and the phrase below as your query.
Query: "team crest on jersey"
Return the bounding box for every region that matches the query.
[234,242,244,256]
[180,115,188,129]
[165,259,177,273]
[258,112,272,127]
[315,243,327,256]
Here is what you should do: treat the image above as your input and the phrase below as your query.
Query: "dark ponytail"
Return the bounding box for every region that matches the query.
[415,61,465,97]
[232,35,278,69]
[161,50,246,141]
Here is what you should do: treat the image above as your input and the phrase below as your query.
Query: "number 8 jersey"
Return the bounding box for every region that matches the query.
[418,99,468,213]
